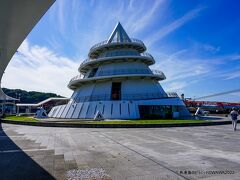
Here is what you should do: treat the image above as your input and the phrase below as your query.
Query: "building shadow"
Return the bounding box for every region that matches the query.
[0,123,55,180]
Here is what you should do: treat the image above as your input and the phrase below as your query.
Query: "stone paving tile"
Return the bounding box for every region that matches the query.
[1,123,240,180]
[126,174,184,180]
[65,160,78,170]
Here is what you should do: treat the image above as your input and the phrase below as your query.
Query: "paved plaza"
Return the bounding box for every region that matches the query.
[1,123,240,180]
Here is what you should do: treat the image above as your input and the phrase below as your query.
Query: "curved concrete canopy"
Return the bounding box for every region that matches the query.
[0,0,55,100]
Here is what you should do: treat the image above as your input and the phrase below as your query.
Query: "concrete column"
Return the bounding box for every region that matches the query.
[17,106,19,115]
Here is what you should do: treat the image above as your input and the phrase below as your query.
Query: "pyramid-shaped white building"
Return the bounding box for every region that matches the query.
[48,22,190,119]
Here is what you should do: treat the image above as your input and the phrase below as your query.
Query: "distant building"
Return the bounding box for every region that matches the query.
[185,99,240,114]
[0,96,19,115]
[17,97,69,115]
[49,22,190,119]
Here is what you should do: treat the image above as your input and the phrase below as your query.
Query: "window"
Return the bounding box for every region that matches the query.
[88,68,98,78]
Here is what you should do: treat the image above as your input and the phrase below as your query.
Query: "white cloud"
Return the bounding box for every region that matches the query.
[152,49,240,95]
[145,6,205,46]
[128,0,165,34]
[224,70,240,80]
[2,40,80,97]
[128,0,135,10]
[202,44,220,53]
[164,82,187,92]
[229,54,240,61]
[154,50,212,84]
[57,0,66,35]
[229,92,240,97]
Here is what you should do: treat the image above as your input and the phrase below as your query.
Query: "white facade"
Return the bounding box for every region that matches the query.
[49,22,190,119]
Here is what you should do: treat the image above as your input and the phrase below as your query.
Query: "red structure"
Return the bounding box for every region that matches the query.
[184,100,240,113]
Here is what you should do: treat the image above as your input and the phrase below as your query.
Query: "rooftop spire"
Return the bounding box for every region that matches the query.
[107,22,131,43]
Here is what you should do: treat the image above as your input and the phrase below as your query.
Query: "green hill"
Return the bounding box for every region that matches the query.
[2,88,64,103]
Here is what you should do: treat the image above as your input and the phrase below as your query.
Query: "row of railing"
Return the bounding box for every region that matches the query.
[80,52,154,68]
[166,92,179,98]
[151,69,166,77]
[97,69,165,78]
[72,92,178,102]
[98,69,150,76]
[69,69,165,83]
[69,74,84,82]
[90,38,145,51]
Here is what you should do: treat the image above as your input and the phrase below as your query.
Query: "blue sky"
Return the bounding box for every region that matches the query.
[2,0,240,102]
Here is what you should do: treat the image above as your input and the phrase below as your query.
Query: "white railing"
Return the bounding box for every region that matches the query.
[69,69,165,83]
[90,38,145,51]
[69,74,84,82]
[79,52,154,67]
[151,69,166,78]
[142,52,154,59]
[98,69,150,76]
[98,69,165,78]
[166,92,179,98]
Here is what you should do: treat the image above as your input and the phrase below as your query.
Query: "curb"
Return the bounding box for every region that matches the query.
[0,119,233,128]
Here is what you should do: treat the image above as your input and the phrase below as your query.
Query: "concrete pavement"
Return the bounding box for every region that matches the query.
[1,123,240,180]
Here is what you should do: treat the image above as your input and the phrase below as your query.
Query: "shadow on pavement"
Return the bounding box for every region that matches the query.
[0,123,54,180]
[195,116,226,120]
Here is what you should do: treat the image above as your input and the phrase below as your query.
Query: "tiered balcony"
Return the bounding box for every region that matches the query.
[79,52,155,73]
[88,38,146,59]
[68,69,166,90]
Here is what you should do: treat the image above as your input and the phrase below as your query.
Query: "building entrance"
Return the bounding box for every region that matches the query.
[111,82,121,100]
[138,105,173,119]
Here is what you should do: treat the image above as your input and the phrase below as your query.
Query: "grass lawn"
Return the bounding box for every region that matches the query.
[2,116,207,124]
[3,116,39,122]
[79,119,207,124]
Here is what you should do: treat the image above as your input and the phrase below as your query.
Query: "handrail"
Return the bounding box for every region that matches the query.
[79,52,154,67]
[73,92,170,102]
[151,69,166,77]
[69,74,84,82]
[90,38,145,51]
[98,69,150,76]
[69,69,165,83]
[166,92,179,98]
[98,69,165,77]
